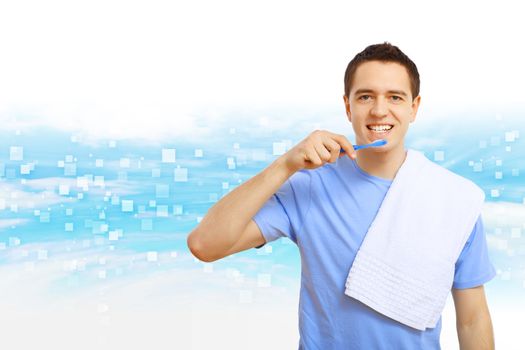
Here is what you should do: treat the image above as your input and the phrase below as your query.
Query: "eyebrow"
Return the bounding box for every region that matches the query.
[354,88,408,97]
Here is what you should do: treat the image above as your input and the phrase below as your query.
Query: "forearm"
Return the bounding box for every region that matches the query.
[457,318,495,350]
[187,155,295,261]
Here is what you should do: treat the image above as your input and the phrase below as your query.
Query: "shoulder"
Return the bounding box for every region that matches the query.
[413,149,485,201]
[288,168,313,188]
[309,155,351,181]
[276,168,313,200]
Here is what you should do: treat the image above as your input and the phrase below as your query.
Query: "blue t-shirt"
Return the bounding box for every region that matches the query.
[252,152,496,350]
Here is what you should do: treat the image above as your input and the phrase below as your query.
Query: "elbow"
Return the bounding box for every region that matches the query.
[187,230,217,263]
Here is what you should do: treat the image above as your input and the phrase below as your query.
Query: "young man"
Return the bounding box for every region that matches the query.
[187,42,496,349]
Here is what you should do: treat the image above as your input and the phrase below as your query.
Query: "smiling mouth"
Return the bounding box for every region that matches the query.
[366,125,394,134]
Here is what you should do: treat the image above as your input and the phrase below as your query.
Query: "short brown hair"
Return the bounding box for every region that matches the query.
[344,42,420,101]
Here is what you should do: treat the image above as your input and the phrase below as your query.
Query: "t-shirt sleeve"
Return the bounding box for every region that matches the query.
[452,213,497,289]
[252,169,312,248]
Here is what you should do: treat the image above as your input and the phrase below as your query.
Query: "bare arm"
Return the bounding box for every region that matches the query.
[452,285,495,350]
[187,155,296,262]
[186,130,357,262]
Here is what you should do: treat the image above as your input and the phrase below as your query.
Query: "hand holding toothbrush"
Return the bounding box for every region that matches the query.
[279,130,387,173]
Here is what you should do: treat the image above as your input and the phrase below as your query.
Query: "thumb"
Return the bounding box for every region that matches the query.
[339,144,356,159]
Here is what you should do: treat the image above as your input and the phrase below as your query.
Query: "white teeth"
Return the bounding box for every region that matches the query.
[367,125,393,131]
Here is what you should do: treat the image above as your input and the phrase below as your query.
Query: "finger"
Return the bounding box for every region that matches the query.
[331,134,356,159]
[304,146,322,166]
[324,139,341,162]
[313,141,332,163]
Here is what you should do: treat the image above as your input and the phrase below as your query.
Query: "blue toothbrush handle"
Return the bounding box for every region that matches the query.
[340,144,371,152]
[340,145,362,152]
[340,139,387,153]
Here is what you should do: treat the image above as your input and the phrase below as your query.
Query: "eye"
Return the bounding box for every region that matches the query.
[391,96,403,101]
[358,95,371,101]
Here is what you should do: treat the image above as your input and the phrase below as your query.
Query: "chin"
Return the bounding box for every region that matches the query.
[367,139,395,153]
[370,146,390,152]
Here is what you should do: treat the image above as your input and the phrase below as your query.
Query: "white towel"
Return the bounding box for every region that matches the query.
[344,148,485,331]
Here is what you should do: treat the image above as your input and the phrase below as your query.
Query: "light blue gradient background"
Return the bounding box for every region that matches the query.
[1,109,524,349]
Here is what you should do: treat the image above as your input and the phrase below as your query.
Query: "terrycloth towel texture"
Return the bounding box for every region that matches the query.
[344,148,485,331]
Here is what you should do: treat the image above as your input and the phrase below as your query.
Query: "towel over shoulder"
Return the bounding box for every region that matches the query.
[344,148,485,331]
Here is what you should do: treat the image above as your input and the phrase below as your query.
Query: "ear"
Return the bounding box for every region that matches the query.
[343,94,352,122]
[410,95,421,123]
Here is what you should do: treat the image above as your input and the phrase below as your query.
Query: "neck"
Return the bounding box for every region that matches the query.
[355,146,408,181]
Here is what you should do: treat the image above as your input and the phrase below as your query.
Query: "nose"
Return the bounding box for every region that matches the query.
[370,96,389,117]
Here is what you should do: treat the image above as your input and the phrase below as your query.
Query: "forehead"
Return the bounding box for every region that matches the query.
[352,60,411,94]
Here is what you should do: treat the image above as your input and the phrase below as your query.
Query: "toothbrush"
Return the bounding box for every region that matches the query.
[340,139,387,153]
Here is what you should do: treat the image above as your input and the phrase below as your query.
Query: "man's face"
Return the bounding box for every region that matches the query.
[343,60,421,151]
